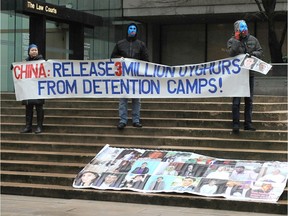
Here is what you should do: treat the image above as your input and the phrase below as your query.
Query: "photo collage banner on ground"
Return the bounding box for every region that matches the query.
[12,54,271,101]
[73,144,287,203]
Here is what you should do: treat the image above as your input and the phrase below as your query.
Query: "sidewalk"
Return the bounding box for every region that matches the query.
[1,194,278,216]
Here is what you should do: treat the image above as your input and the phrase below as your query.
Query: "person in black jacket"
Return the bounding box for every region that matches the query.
[20,44,45,134]
[111,23,149,130]
[227,20,263,134]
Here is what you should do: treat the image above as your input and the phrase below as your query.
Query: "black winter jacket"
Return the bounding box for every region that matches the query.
[111,37,149,61]
[21,54,45,105]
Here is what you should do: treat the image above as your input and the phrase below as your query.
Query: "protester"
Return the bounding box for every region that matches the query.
[111,23,149,130]
[19,44,45,134]
[227,20,263,134]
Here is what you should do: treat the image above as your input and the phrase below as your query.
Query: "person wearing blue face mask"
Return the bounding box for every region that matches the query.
[111,23,149,130]
[227,20,263,134]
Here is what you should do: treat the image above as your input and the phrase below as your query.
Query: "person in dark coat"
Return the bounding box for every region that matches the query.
[111,23,149,130]
[20,44,45,134]
[227,20,263,134]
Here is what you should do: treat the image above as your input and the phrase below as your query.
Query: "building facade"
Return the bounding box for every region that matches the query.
[1,0,287,92]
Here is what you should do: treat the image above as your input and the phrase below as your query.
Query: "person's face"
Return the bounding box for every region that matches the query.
[82,172,96,183]
[149,151,162,159]
[259,63,267,71]
[141,163,147,168]
[104,175,117,184]
[157,177,163,182]
[239,21,248,33]
[187,165,193,171]
[135,175,143,181]
[226,181,235,187]
[272,169,280,175]
[29,47,38,58]
[262,184,273,192]
[244,58,255,67]
[182,178,193,187]
[209,180,216,186]
[243,184,250,189]
[235,167,244,173]
[128,25,137,37]
[218,166,225,171]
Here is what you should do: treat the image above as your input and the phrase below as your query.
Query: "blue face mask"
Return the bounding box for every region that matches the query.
[128,25,137,37]
[239,22,248,32]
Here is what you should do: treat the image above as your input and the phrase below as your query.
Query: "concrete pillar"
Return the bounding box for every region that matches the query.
[147,23,161,63]
[69,23,84,60]
[29,15,46,59]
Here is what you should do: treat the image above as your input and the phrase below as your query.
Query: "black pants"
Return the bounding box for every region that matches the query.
[25,104,44,127]
[232,76,254,128]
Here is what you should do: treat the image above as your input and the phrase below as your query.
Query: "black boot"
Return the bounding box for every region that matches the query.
[35,105,44,134]
[20,105,33,133]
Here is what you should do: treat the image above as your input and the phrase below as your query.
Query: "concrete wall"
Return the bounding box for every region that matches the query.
[255,64,287,96]
[255,77,287,96]
[123,0,287,17]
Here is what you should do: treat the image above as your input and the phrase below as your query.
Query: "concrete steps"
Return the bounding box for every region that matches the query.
[1,123,287,141]
[1,92,287,214]
[2,107,287,120]
[2,99,287,111]
[1,115,287,130]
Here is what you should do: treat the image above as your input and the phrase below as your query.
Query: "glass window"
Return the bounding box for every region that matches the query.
[84,27,94,60]
[0,11,29,91]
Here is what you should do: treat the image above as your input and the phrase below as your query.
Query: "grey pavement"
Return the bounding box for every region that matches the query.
[0,194,280,216]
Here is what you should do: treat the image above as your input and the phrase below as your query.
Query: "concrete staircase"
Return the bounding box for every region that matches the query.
[1,92,287,214]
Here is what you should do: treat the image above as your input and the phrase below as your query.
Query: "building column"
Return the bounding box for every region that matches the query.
[147,23,161,63]
[69,23,84,60]
[29,15,46,59]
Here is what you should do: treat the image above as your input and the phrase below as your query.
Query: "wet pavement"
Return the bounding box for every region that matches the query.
[0,194,280,216]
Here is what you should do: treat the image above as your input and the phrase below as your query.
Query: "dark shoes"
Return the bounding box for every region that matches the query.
[133,122,142,128]
[117,123,126,130]
[244,126,256,131]
[20,126,43,134]
[117,122,142,130]
[35,126,43,134]
[232,125,240,134]
[20,126,32,133]
[232,125,256,134]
